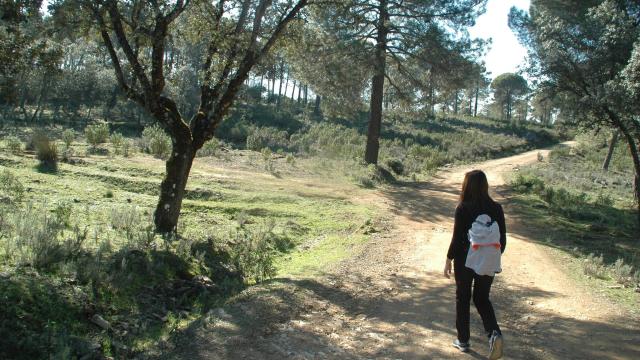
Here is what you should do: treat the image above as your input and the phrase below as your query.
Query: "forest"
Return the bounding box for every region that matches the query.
[0,0,639,359]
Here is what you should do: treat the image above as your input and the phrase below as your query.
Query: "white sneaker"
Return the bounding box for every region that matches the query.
[452,339,470,352]
[489,331,503,360]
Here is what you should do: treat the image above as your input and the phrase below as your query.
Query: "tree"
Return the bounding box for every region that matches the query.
[70,0,310,232]
[510,0,640,224]
[530,85,557,126]
[1,0,62,121]
[315,0,486,164]
[490,72,528,122]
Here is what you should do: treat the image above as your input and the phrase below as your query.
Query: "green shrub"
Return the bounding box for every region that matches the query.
[60,147,74,163]
[34,134,58,170]
[140,125,171,159]
[386,158,405,175]
[352,163,395,188]
[246,127,288,151]
[510,173,546,193]
[2,203,85,270]
[122,139,132,157]
[197,138,220,157]
[110,132,125,155]
[286,153,296,166]
[5,136,22,153]
[583,253,607,279]
[594,192,614,207]
[230,222,278,283]
[85,122,110,148]
[611,258,634,286]
[61,129,75,149]
[261,147,275,172]
[0,170,25,203]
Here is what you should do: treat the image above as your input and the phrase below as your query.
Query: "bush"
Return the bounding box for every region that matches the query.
[0,170,25,204]
[110,133,125,155]
[594,192,614,207]
[386,158,405,175]
[583,253,607,279]
[611,258,635,286]
[230,222,278,283]
[261,147,275,173]
[5,136,22,153]
[353,163,395,188]
[2,203,85,270]
[34,134,58,171]
[510,173,546,194]
[61,129,75,149]
[140,125,171,159]
[286,153,296,166]
[85,122,110,148]
[197,138,220,157]
[246,127,288,151]
[122,139,132,157]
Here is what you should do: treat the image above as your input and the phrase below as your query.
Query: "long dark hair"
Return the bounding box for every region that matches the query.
[460,170,492,206]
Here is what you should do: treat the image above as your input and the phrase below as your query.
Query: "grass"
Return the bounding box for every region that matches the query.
[0,134,376,359]
[506,132,639,310]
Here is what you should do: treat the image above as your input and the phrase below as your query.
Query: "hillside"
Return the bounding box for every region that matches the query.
[0,114,562,358]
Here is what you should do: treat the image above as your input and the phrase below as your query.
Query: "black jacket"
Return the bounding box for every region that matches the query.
[447,200,506,261]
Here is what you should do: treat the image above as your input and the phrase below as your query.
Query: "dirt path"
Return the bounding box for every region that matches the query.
[165,144,640,359]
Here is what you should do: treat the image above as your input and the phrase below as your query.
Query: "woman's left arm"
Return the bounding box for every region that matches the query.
[498,204,507,253]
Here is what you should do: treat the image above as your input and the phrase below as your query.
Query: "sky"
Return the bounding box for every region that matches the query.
[469,0,531,79]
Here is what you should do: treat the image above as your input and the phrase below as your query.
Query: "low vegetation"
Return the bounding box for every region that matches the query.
[0,128,375,359]
[508,132,639,305]
[0,110,560,358]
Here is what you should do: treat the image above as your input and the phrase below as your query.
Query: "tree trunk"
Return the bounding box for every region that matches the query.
[260,75,264,101]
[602,131,619,171]
[304,85,308,105]
[277,66,284,109]
[284,71,289,101]
[270,77,275,101]
[314,94,321,115]
[506,91,512,122]
[619,129,640,227]
[154,140,196,233]
[291,80,296,99]
[297,83,302,103]
[474,86,479,117]
[364,1,388,165]
[453,90,458,114]
[606,109,640,227]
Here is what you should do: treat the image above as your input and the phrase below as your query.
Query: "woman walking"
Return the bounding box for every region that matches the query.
[443,170,505,359]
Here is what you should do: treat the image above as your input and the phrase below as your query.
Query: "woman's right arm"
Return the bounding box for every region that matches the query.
[446,205,465,260]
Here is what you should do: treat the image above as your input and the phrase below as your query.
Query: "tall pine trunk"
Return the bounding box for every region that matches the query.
[474,86,479,117]
[364,0,388,165]
[314,94,321,115]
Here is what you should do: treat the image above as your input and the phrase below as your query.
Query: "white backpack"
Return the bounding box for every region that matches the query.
[465,214,502,276]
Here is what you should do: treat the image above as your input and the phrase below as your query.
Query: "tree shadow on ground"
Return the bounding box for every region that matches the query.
[378,179,461,224]
[160,269,639,359]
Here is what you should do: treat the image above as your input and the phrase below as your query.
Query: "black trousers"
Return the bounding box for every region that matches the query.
[454,259,501,343]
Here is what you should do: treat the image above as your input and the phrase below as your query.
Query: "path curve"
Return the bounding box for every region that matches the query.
[166,143,640,359]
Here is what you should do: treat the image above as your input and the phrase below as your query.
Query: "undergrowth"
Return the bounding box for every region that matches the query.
[508,131,639,296]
